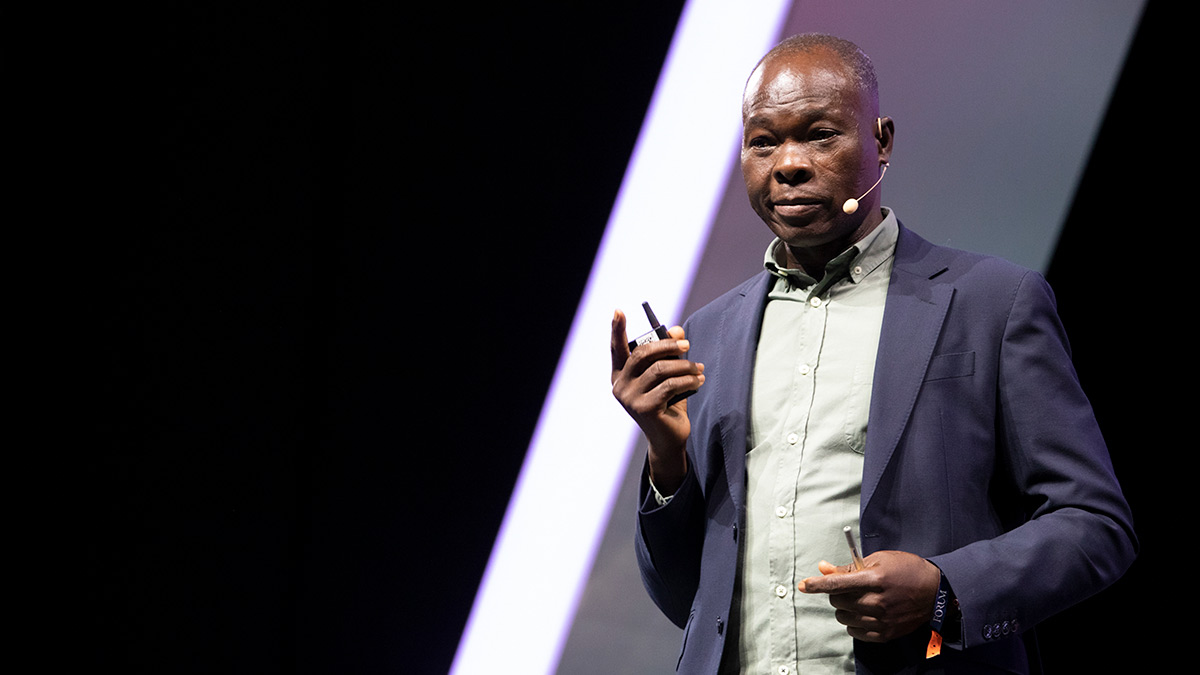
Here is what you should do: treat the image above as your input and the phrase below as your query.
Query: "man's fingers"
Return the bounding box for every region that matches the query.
[612,311,703,421]
[834,609,880,631]
[625,360,704,413]
[838,613,888,643]
[818,559,852,575]
[611,310,630,378]
[796,559,855,592]
[799,567,869,594]
[613,313,693,374]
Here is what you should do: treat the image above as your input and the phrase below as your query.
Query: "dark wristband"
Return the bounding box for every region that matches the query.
[930,571,961,638]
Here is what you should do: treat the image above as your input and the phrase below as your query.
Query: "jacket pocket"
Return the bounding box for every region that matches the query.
[924,351,975,381]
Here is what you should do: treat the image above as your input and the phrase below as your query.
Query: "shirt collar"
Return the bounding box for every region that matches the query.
[763,207,900,290]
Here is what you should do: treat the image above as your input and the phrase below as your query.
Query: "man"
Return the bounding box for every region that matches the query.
[609,34,1135,674]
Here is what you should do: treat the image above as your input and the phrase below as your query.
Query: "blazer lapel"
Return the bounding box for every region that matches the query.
[860,225,954,515]
[714,273,771,514]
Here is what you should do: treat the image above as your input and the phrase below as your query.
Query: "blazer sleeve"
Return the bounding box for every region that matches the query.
[927,269,1137,647]
[634,453,706,629]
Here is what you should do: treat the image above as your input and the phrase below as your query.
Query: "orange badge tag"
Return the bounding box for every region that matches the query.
[926,630,943,658]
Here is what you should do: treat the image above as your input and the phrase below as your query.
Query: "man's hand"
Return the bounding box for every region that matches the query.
[797,550,942,643]
[610,309,705,495]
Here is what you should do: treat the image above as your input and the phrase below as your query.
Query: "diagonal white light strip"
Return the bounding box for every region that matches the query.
[450,1,790,673]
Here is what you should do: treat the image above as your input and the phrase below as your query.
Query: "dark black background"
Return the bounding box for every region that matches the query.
[80,2,1174,672]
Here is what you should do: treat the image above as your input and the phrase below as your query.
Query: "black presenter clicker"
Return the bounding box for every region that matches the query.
[628,301,696,405]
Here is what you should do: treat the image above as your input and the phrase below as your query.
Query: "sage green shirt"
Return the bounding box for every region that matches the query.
[734,209,898,675]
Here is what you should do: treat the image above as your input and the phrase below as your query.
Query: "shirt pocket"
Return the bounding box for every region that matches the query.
[842,360,873,454]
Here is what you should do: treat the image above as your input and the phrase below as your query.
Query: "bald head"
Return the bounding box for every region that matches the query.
[744,34,879,120]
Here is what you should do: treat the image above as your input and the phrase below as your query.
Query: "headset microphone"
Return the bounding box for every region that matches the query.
[843,162,889,214]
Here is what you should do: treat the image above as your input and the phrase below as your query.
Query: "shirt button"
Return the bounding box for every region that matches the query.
[798,364,811,375]
[787,433,799,445]
[775,505,788,518]
[778,667,790,675]
[809,297,822,308]
[853,265,863,275]
[775,584,788,598]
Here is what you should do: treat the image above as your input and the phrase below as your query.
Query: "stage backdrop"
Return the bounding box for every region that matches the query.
[455,1,1152,673]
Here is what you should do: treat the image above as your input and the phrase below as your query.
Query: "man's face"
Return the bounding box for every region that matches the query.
[741,49,888,261]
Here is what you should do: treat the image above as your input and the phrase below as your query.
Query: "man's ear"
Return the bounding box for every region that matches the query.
[876,116,894,165]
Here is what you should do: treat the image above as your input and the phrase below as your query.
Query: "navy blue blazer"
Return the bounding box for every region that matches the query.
[635,224,1136,674]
